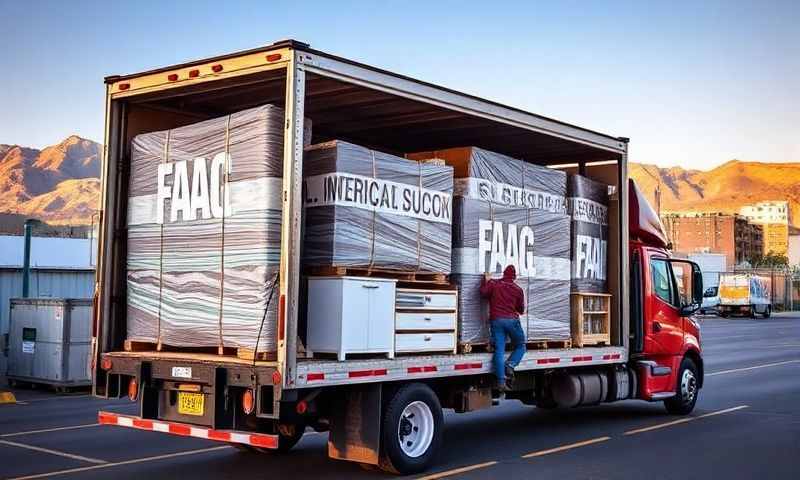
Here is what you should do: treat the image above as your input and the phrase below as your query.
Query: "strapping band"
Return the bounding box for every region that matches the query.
[217,114,232,353]
[367,150,377,272]
[156,129,171,348]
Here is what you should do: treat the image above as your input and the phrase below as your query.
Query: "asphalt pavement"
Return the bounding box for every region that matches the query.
[1,313,798,479]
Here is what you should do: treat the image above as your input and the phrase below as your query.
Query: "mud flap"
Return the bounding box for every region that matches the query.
[328,383,382,465]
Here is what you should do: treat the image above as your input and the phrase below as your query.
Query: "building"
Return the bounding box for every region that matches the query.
[740,201,791,256]
[740,201,790,225]
[0,235,95,377]
[789,226,800,267]
[661,213,763,267]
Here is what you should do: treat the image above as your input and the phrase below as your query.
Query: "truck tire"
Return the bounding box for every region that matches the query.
[379,383,443,475]
[762,305,771,318]
[664,358,699,415]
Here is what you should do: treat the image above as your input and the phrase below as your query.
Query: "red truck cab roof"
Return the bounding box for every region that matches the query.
[629,179,669,249]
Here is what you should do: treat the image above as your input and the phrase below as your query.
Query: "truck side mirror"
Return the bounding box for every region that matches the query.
[691,265,703,306]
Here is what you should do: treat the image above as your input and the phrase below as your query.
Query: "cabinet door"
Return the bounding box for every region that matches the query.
[365,281,395,350]
[342,280,371,350]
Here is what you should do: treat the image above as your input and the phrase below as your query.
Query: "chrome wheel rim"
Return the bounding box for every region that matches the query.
[398,401,434,458]
[680,369,697,404]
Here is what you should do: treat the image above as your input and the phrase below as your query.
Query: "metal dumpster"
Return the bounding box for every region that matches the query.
[7,298,92,388]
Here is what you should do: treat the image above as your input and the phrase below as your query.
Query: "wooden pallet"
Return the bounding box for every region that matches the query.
[458,342,492,354]
[307,266,448,285]
[526,339,573,350]
[123,340,275,361]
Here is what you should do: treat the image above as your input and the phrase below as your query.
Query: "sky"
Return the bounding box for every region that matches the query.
[1,0,798,170]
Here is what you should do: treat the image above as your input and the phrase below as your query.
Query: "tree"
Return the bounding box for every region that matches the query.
[750,251,789,269]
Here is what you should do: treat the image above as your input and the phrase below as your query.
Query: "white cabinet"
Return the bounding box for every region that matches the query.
[394,288,457,354]
[307,277,396,361]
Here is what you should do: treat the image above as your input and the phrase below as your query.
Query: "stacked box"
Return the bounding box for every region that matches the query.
[303,141,453,273]
[408,148,571,345]
[126,104,297,353]
[568,174,609,293]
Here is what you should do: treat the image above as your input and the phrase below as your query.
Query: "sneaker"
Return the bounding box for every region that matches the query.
[505,364,516,380]
[495,380,508,392]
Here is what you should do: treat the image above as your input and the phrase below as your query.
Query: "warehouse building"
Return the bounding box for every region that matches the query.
[0,235,95,377]
[661,212,763,267]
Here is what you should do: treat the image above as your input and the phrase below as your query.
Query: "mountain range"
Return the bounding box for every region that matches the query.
[629,161,800,227]
[0,136,100,226]
[1,136,798,229]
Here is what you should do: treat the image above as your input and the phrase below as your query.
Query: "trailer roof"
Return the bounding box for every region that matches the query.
[107,39,627,160]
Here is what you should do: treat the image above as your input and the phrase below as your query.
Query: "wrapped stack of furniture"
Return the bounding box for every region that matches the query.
[408,147,572,349]
[126,104,295,358]
[567,174,611,347]
[303,141,454,276]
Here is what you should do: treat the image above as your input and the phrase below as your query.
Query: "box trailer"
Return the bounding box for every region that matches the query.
[93,40,705,474]
[718,273,771,318]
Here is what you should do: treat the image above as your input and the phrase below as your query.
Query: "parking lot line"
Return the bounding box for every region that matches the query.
[706,359,800,376]
[624,405,749,435]
[0,439,107,465]
[415,460,498,480]
[7,445,230,480]
[1,423,100,438]
[521,436,611,458]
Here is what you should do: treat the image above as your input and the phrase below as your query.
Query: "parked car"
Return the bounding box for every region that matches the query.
[701,286,720,314]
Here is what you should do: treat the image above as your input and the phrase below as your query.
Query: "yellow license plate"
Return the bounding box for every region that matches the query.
[177,392,204,416]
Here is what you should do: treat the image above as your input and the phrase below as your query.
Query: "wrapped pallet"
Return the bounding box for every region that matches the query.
[126,104,297,354]
[568,174,609,293]
[408,148,571,346]
[303,141,454,273]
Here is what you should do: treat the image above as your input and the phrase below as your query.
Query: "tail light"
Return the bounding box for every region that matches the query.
[100,357,113,371]
[296,400,307,415]
[128,378,138,401]
[242,389,255,414]
[272,370,282,386]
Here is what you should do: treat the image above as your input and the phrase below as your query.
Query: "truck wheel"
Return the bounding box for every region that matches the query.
[379,383,443,475]
[762,306,771,318]
[664,358,699,415]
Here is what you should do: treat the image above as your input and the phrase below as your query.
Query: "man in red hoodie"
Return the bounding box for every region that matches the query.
[480,265,526,390]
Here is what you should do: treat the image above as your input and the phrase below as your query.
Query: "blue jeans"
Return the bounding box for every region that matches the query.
[491,318,526,382]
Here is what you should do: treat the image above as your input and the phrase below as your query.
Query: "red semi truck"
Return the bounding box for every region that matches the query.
[92,40,704,474]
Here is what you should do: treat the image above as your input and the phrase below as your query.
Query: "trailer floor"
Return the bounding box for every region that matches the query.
[1,313,798,480]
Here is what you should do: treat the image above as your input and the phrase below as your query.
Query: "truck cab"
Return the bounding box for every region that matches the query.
[629,180,704,414]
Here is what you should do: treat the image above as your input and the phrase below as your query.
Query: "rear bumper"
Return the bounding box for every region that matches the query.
[98,411,279,449]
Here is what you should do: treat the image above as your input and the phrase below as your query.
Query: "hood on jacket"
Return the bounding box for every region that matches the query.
[503,265,516,281]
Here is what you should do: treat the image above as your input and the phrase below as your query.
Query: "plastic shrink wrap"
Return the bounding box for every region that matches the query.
[408,147,571,345]
[126,104,298,353]
[303,141,453,273]
[568,174,609,293]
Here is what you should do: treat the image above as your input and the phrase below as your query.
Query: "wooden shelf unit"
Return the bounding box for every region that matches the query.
[570,292,612,347]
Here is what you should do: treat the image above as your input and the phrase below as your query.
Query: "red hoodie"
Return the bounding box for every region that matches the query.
[479,265,525,321]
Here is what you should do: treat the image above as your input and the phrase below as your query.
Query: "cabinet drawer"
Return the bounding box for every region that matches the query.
[396,290,457,309]
[395,332,456,353]
[396,312,456,331]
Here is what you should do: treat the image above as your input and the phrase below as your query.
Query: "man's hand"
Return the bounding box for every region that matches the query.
[483,272,492,282]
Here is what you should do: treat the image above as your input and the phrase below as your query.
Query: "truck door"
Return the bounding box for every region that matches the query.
[644,253,685,356]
